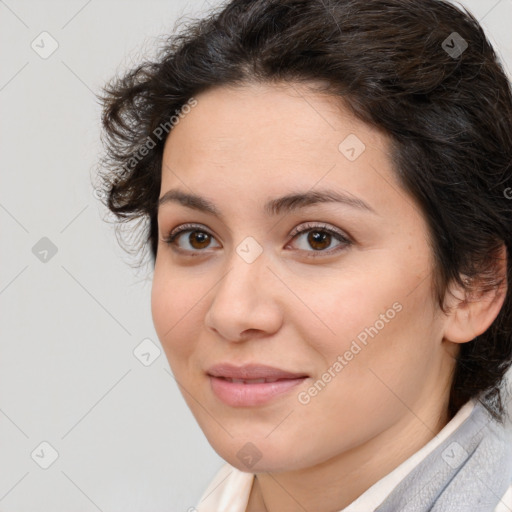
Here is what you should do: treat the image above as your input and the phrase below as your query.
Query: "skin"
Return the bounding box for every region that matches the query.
[151,82,507,512]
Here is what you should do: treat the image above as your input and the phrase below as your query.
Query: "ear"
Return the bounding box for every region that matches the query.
[442,244,508,344]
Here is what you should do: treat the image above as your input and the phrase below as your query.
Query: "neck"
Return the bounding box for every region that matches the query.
[246,399,451,512]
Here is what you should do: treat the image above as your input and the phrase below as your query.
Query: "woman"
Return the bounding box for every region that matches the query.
[96,0,512,510]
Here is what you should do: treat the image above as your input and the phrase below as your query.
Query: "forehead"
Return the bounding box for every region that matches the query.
[163,81,388,158]
[159,82,405,219]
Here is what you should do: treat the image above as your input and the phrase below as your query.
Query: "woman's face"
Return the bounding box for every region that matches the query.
[151,82,457,472]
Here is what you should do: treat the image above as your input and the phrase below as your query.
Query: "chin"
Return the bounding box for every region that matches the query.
[209,437,312,474]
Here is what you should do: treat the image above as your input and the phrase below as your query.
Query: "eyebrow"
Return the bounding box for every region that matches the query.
[157,188,377,218]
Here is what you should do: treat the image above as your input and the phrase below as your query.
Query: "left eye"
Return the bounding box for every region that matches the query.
[162,222,352,257]
[288,223,351,256]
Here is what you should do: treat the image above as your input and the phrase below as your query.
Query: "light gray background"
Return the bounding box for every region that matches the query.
[1,1,511,511]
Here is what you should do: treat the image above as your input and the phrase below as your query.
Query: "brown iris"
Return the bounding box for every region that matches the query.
[307,230,331,251]
[188,231,211,250]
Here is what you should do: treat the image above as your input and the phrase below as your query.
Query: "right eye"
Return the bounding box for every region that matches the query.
[162,223,221,253]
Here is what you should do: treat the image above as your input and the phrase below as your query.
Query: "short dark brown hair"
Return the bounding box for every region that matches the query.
[95,0,512,422]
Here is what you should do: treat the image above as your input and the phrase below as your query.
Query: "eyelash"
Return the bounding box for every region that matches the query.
[161,222,352,258]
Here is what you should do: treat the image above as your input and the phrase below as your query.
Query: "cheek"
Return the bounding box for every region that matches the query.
[301,268,401,355]
[330,292,436,406]
[294,294,438,455]
[150,264,203,364]
[307,256,437,388]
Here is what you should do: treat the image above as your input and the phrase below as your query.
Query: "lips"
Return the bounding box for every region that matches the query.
[221,377,281,384]
[206,363,309,407]
[206,362,309,381]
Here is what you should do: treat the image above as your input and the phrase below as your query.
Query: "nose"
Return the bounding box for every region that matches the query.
[204,249,283,342]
